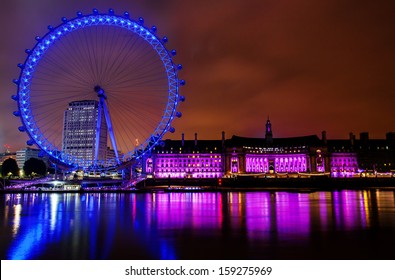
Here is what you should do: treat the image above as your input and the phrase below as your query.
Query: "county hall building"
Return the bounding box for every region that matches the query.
[144,119,394,178]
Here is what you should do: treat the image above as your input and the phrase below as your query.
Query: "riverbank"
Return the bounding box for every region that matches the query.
[139,177,395,192]
[1,176,395,193]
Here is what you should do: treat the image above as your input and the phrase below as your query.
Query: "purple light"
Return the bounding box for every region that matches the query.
[330,153,358,178]
[246,154,308,173]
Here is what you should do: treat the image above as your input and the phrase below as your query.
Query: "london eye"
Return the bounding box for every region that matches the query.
[12,9,185,170]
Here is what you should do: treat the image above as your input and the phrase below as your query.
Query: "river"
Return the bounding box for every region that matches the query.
[1,189,395,259]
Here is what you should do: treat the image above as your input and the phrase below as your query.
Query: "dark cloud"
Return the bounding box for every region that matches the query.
[1,0,394,152]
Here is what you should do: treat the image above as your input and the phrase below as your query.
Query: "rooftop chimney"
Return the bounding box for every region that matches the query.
[194,133,198,146]
[181,133,184,147]
[322,131,327,145]
[222,131,225,147]
[386,132,395,142]
[349,132,355,146]
[360,132,369,142]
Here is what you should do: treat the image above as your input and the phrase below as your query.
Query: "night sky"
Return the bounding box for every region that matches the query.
[1,0,394,152]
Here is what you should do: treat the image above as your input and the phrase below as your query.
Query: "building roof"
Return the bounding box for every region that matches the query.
[152,139,223,153]
[227,135,322,148]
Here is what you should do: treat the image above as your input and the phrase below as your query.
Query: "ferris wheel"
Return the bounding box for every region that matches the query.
[12,8,185,170]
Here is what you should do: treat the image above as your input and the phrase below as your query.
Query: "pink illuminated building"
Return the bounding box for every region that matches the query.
[147,133,224,178]
[143,119,394,178]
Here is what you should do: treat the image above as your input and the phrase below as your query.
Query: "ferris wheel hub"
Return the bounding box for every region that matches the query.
[94,85,107,99]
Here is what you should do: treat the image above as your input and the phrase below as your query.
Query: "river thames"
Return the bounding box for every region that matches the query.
[1,189,395,260]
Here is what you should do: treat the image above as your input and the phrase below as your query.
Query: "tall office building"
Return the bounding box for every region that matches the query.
[62,100,107,168]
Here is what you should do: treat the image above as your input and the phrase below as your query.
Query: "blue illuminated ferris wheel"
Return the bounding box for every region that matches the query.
[12,8,185,170]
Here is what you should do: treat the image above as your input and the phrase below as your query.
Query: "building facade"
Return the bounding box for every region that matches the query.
[147,133,225,178]
[143,119,394,178]
[62,100,107,168]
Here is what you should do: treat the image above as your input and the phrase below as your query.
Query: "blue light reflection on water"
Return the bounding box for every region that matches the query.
[1,190,395,260]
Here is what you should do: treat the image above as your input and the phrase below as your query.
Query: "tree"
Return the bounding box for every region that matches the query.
[1,158,19,177]
[23,158,47,177]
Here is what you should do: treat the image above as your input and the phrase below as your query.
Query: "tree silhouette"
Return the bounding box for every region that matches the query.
[23,158,47,177]
[1,158,19,177]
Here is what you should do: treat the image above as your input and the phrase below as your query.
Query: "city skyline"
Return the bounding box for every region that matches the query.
[1,0,394,152]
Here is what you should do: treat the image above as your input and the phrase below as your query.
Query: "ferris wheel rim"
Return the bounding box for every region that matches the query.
[13,9,185,170]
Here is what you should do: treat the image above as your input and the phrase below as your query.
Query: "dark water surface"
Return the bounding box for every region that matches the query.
[1,190,395,260]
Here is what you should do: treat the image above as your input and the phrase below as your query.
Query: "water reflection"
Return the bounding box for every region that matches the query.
[1,190,395,260]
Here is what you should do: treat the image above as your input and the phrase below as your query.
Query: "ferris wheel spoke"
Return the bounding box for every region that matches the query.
[51,33,95,83]
[33,55,92,88]
[43,37,93,85]
[109,39,153,84]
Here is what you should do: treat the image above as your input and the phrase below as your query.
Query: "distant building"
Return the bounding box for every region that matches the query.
[142,119,395,178]
[62,100,107,168]
[15,147,48,169]
[0,152,16,166]
[147,133,224,178]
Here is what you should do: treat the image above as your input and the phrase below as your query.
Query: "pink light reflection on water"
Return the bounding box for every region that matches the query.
[245,192,272,241]
[145,193,224,233]
[275,192,311,242]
